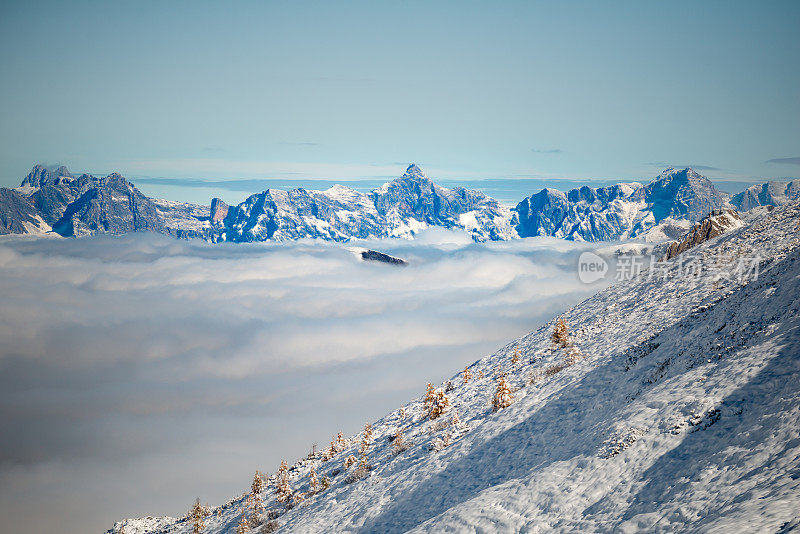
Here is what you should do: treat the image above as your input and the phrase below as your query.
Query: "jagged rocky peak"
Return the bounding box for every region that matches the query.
[20,163,73,189]
[404,163,425,177]
[380,163,435,192]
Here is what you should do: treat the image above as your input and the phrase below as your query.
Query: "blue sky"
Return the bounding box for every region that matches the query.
[1,0,798,194]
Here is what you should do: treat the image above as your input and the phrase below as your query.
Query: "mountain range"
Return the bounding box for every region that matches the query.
[2,163,799,244]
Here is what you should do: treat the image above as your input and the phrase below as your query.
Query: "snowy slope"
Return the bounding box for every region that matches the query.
[112,200,800,533]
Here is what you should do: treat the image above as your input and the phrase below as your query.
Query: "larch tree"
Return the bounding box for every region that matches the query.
[492,376,514,412]
[552,317,570,348]
[463,366,471,383]
[335,432,347,451]
[189,498,206,534]
[429,390,450,420]
[274,460,292,505]
[423,383,436,415]
[308,465,319,495]
[248,470,265,526]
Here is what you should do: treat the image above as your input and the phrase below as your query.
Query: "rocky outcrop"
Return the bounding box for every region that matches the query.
[210,198,229,222]
[663,208,743,260]
[360,250,406,265]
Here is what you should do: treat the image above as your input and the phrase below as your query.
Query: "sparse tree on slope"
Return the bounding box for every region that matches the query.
[492,376,514,412]
[189,498,206,534]
[429,389,450,420]
[423,383,436,415]
[247,470,265,526]
[308,465,319,494]
[274,460,292,505]
[552,317,570,348]
[463,366,471,384]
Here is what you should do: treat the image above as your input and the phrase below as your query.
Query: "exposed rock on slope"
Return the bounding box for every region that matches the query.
[113,200,800,534]
[0,188,51,235]
[663,208,743,260]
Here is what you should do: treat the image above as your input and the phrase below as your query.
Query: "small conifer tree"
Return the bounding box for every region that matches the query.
[399,407,407,419]
[274,460,292,505]
[511,348,520,366]
[335,432,347,450]
[423,383,436,415]
[308,465,319,494]
[359,423,373,455]
[247,471,266,526]
[463,366,471,383]
[429,390,450,420]
[190,498,206,534]
[344,454,357,469]
[552,317,569,348]
[492,376,514,411]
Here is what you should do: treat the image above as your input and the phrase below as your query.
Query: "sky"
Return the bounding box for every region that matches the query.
[1,0,799,195]
[0,229,626,533]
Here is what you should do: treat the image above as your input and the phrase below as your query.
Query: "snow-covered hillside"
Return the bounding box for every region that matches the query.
[112,199,800,532]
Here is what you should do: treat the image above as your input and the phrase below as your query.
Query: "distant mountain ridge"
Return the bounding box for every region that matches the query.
[213,164,515,243]
[1,163,798,244]
[514,168,729,242]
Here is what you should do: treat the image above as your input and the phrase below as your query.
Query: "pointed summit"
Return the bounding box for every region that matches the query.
[404,163,425,177]
[643,167,725,222]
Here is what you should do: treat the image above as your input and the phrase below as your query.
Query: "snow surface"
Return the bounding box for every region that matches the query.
[112,200,800,534]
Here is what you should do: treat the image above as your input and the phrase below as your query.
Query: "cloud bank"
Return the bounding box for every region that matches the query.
[0,230,614,533]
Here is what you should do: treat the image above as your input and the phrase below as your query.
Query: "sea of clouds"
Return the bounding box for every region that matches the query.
[0,229,618,534]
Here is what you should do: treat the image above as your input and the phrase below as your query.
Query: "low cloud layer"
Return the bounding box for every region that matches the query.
[0,230,612,533]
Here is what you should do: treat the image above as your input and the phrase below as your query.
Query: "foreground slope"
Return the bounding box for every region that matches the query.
[115,199,800,533]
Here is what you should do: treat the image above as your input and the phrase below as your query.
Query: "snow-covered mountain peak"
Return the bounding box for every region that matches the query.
[404,163,425,177]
